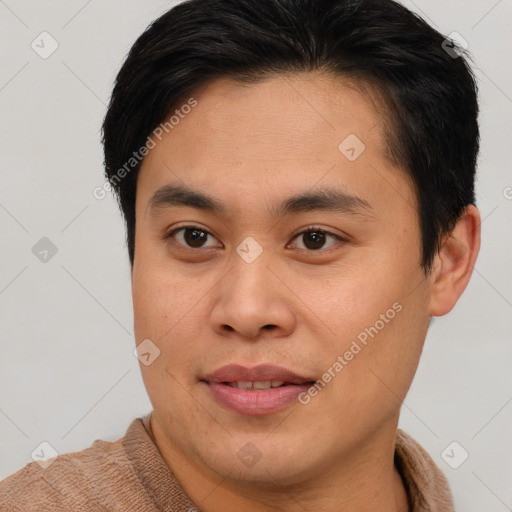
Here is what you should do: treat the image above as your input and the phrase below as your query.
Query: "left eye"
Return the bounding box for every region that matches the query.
[288,228,342,251]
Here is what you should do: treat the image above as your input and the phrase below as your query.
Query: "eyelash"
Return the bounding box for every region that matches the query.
[164,224,345,253]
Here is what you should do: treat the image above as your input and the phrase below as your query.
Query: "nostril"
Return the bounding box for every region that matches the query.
[263,324,277,330]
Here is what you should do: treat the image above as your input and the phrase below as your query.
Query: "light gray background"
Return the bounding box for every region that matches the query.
[1,0,511,510]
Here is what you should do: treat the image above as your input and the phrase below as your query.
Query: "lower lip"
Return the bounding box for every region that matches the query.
[205,382,312,415]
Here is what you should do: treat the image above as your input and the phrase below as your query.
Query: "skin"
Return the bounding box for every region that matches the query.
[131,73,480,511]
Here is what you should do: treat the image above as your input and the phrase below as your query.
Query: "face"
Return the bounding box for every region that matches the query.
[132,73,433,485]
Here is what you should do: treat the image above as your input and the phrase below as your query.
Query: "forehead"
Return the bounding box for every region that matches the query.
[137,73,414,218]
[177,73,388,161]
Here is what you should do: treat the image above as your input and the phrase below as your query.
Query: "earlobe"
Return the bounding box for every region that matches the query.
[428,205,481,317]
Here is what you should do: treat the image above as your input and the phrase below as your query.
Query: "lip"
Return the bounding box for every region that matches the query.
[204,364,313,385]
[202,364,315,416]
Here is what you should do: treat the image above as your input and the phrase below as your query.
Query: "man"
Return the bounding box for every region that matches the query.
[0,0,480,510]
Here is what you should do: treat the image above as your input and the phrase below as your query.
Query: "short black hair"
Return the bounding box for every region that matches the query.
[102,0,479,273]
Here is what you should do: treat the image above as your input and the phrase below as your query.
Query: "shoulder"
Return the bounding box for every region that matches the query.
[0,420,144,512]
[395,429,455,512]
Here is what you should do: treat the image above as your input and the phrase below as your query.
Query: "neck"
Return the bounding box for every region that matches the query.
[145,414,410,512]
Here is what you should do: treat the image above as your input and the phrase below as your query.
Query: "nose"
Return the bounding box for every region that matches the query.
[209,252,297,340]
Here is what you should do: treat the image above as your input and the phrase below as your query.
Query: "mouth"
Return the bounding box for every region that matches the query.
[202,364,316,415]
[222,380,302,390]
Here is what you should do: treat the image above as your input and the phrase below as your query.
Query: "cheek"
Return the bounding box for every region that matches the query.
[306,263,406,342]
[335,277,430,404]
[312,257,429,393]
[132,263,214,391]
[132,261,199,340]
[132,270,203,399]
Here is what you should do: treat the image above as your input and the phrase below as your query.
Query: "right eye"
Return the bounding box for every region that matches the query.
[165,225,222,249]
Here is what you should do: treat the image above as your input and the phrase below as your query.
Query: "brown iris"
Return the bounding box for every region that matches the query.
[302,230,326,250]
[184,228,208,248]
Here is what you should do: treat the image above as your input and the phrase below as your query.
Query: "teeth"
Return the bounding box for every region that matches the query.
[252,381,272,390]
[227,381,287,390]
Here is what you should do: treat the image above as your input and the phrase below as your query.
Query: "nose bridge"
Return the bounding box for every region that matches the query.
[210,244,296,338]
[227,245,276,305]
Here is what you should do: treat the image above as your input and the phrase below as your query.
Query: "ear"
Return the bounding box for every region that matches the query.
[428,205,481,316]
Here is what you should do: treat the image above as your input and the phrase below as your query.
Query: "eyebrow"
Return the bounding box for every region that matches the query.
[148,183,374,218]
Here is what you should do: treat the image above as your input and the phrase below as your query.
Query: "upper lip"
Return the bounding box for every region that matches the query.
[204,364,314,385]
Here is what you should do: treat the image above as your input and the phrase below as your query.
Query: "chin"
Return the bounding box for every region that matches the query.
[194,432,324,487]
